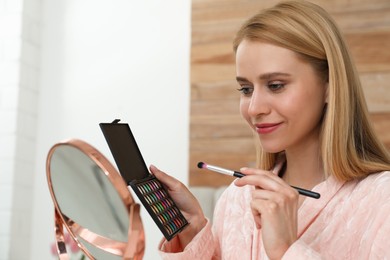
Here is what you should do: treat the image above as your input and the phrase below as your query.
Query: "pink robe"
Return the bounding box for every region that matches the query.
[159,171,390,259]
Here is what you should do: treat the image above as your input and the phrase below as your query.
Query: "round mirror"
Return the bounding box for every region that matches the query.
[46,139,145,259]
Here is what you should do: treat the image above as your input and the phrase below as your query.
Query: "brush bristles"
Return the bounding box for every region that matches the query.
[197,162,205,169]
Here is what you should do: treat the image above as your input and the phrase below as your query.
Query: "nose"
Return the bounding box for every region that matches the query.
[247,88,270,118]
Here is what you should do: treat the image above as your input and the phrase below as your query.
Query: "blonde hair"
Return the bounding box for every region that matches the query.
[233,0,390,181]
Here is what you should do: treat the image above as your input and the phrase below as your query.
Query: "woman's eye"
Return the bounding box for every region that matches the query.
[267,82,285,91]
[237,86,253,95]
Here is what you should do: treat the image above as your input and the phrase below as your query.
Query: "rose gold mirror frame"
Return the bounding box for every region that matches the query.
[47,139,145,259]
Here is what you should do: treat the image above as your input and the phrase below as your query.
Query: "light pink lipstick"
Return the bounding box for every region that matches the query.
[255,123,282,134]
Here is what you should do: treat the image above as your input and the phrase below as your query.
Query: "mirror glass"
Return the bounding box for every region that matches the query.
[47,140,144,259]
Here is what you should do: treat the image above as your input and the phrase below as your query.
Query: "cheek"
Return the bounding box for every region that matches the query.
[239,98,252,124]
[287,91,325,125]
[286,86,325,112]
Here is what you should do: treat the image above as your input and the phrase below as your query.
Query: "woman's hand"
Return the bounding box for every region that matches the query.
[150,165,207,248]
[234,167,298,260]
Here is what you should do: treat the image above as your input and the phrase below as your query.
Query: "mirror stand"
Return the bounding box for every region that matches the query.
[53,204,145,259]
[48,139,145,259]
[54,209,74,260]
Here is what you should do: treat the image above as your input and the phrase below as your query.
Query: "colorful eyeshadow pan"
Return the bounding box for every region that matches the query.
[130,176,189,241]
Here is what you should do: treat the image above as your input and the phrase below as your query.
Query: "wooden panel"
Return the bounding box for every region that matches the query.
[191,64,236,82]
[190,0,390,187]
[370,113,390,149]
[191,43,234,64]
[190,115,250,138]
[191,80,239,101]
[191,0,390,19]
[189,138,256,186]
[345,32,390,72]
[191,100,240,116]
[332,8,390,33]
[360,72,390,112]
[191,1,390,44]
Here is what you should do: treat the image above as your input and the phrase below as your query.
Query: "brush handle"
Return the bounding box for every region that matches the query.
[291,185,321,199]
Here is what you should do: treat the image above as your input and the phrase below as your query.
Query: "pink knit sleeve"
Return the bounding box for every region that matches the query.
[158,185,233,259]
[158,219,216,260]
[282,240,321,259]
[368,207,390,258]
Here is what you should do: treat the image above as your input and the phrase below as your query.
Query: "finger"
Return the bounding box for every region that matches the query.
[240,168,286,186]
[149,165,181,191]
[251,188,277,200]
[242,167,286,182]
[235,172,288,191]
[251,188,299,207]
[250,199,269,230]
[251,198,278,218]
[251,205,262,229]
[272,160,284,175]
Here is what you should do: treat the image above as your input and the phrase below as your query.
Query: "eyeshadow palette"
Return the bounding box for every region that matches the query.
[129,176,188,239]
[100,120,189,241]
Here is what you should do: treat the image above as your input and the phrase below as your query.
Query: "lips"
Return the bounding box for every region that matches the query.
[254,122,282,134]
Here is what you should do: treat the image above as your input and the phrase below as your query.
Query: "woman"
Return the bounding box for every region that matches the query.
[152,1,390,259]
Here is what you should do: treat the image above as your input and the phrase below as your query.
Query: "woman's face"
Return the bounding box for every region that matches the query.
[236,40,327,153]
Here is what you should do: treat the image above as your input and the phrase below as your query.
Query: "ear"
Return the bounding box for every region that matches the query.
[324,82,329,104]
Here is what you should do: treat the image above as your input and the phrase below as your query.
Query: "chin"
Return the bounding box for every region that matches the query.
[259,141,285,154]
[262,148,284,154]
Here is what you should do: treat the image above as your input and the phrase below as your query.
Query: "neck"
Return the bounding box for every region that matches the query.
[282,134,325,190]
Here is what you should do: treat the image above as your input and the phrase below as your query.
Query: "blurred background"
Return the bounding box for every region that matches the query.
[1,0,191,259]
[1,0,389,259]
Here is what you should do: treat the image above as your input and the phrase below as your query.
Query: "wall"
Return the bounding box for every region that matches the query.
[189,0,390,187]
[1,0,191,259]
[0,0,41,259]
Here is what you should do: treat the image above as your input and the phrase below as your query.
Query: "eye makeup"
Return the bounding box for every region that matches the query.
[100,120,189,241]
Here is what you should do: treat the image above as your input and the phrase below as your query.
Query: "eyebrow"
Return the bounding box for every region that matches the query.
[236,72,291,82]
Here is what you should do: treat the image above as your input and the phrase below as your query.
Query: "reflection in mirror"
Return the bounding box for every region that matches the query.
[50,145,128,241]
[47,139,144,259]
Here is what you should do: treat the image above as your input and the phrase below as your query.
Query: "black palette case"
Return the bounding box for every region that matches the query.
[100,120,189,241]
